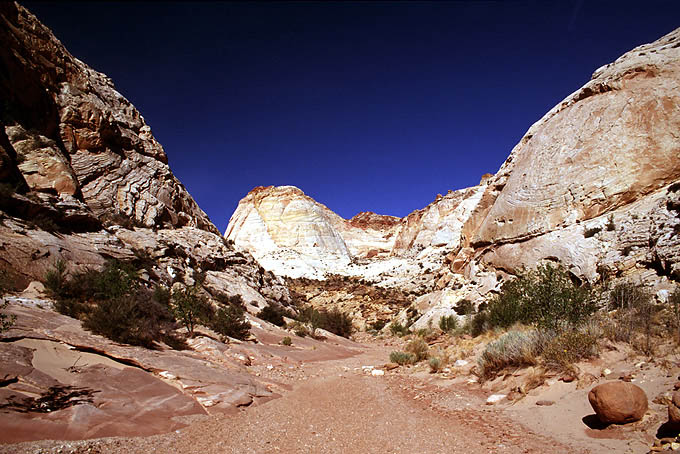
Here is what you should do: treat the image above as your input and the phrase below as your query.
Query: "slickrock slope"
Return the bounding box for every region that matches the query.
[226,27,680,328]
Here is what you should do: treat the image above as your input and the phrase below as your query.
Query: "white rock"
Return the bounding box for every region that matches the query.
[454,359,469,367]
[371,369,385,376]
[486,394,506,404]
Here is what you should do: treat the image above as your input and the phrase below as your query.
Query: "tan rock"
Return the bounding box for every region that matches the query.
[668,391,680,426]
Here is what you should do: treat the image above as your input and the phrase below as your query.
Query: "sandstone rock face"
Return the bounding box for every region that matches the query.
[0,2,215,232]
[225,27,680,330]
[0,2,291,312]
[588,381,648,424]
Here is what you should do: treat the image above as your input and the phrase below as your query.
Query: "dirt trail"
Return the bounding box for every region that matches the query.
[1,343,588,454]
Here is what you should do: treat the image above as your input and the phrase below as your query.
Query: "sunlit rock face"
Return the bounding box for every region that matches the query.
[473,28,680,246]
[0,2,215,233]
[0,3,291,309]
[227,28,680,330]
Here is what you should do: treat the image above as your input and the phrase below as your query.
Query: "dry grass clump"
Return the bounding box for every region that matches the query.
[390,351,416,365]
[478,330,540,379]
[405,338,429,362]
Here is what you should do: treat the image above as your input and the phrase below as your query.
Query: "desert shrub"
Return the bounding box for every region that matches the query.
[405,338,429,362]
[541,329,599,370]
[608,282,656,353]
[153,285,171,307]
[487,264,596,331]
[460,310,489,337]
[84,287,177,349]
[290,322,310,338]
[281,336,292,346]
[209,303,251,340]
[319,308,353,338]
[258,303,290,327]
[606,214,616,231]
[390,351,416,365]
[44,259,68,298]
[0,299,16,333]
[171,285,211,336]
[584,226,601,238]
[439,314,458,332]
[478,330,540,379]
[389,320,410,337]
[428,357,442,373]
[368,319,387,331]
[454,299,474,316]
[296,305,353,338]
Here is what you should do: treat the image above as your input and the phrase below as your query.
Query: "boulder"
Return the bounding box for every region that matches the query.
[668,391,680,426]
[588,381,648,424]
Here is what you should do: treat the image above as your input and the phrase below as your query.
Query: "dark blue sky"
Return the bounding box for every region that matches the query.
[23,1,680,232]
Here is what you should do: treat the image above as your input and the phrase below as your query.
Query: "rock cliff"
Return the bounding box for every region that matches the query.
[226,27,680,327]
[0,2,290,308]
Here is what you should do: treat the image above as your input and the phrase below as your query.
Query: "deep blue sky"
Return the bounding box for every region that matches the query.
[23,1,680,232]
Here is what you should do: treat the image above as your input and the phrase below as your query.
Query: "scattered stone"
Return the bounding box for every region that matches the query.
[383,363,399,371]
[674,382,680,391]
[588,381,648,424]
[371,369,385,376]
[619,373,634,382]
[602,368,612,377]
[536,400,555,406]
[453,359,468,367]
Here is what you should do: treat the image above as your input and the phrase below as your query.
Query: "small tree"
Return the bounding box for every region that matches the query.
[44,259,68,298]
[171,285,208,336]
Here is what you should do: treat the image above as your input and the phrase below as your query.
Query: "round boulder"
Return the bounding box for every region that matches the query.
[588,381,648,424]
[668,391,680,426]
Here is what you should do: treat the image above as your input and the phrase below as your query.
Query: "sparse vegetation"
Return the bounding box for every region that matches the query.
[208,302,251,341]
[486,264,597,331]
[257,303,290,327]
[390,351,416,365]
[281,336,292,346]
[171,284,210,336]
[438,314,457,332]
[45,259,186,349]
[606,214,616,231]
[428,357,442,373]
[541,328,599,370]
[405,338,429,362]
[389,320,410,337]
[584,226,602,238]
[296,305,354,338]
[478,330,540,379]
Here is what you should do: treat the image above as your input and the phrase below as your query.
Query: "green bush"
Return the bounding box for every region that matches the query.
[205,294,251,341]
[389,320,410,337]
[171,285,210,336]
[257,303,290,327]
[289,321,310,337]
[209,304,251,341]
[405,338,429,362]
[390,351,416,365]
[487,264,597,331]
[428,357,442,373]
[439,314,458,332]
[296,305,353,338]
[478,330,540,379]
[281,336,292,346]
[46,260,185,349]
[84,288,175,348]
[541,329,599,370]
